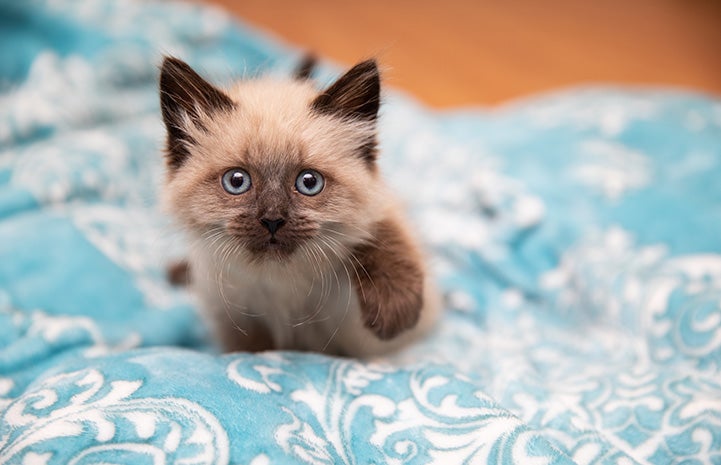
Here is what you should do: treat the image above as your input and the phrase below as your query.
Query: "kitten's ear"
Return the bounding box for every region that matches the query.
[159,56,234,169]
[294,53,317,80]
[311,59,380,121]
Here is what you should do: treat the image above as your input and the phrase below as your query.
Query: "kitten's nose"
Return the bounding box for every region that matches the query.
[260,218,286,235]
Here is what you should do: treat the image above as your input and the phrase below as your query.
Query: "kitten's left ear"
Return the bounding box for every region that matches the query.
[311,59,380,122]
[159,56,234,169]
[294,53,317,80]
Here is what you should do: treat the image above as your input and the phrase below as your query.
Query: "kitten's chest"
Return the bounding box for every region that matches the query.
[230,265,319,317]
[193,248,359,349]
[234,260,357,349]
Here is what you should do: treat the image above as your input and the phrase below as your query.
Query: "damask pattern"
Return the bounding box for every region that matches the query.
[1,0,720,463]
[1,367,229,465]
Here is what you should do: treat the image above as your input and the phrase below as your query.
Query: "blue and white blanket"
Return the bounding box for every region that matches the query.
[1,1,720,464]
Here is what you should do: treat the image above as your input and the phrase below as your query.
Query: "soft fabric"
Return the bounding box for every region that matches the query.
[1,1,720,464]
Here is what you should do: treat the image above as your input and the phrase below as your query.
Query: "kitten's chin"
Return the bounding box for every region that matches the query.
[245,239,299,262]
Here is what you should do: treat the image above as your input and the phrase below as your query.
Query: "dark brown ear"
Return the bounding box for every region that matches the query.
[311,59,380,122]
[294,53,317,80]
[159,56,234,169]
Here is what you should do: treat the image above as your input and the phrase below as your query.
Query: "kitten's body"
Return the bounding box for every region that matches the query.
[189,217,439,357]
[160,57,439,357]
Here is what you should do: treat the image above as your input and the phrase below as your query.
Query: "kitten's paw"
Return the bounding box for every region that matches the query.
[360,286,423,340]
[353,218,425,341]
[217,321,275,353]
[167,260,190,287]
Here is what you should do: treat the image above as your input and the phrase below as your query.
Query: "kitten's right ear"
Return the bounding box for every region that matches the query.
[159,56,234,169]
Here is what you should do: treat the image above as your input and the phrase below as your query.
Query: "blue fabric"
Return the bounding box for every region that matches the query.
[1,1,720,464]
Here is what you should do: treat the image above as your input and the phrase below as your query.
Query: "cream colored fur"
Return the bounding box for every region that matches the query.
[163,76,440,358]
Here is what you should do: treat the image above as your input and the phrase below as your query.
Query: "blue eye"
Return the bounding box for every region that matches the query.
[221,168,251,195]
[295,169,324,196]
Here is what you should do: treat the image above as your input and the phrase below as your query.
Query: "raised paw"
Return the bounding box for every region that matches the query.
[352,219,424,340]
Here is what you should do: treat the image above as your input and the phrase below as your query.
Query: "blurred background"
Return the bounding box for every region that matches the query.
[211,0,721,107]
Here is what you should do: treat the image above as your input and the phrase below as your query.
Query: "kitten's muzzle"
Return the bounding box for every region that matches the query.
[260,217,286,235]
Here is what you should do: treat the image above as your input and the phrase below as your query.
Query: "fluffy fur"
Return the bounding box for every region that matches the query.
[160,56,440,357]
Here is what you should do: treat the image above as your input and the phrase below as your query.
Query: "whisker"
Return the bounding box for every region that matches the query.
[316,235,354,353]
[297,241,332,326]
[293,243,330,328]
[322,234,377,301]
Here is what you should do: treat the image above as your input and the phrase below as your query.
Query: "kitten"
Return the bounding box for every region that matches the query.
[159,56,440,357]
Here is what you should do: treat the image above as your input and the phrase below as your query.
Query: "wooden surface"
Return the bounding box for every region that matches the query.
[209,0,721,108]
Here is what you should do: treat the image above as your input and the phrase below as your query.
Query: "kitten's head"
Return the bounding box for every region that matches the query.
[159,56,388,264]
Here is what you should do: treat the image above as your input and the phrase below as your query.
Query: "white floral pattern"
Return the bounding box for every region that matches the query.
[228,355,567,464]
[1,0,720,464]
[0,369,228,465]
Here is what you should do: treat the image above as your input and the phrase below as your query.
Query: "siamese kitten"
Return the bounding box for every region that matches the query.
[159,56,440,357]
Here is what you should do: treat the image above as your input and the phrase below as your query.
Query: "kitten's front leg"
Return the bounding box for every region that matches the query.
[352,219,424,340]
[214,316,275,353]
[171,262,273,352]
[167,260,191,286]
